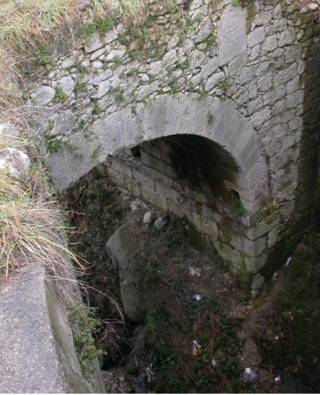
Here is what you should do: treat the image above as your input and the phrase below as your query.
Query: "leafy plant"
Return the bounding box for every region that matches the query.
[75,82,87,93]
[46,138,62,153]
[34,42,51,65]
[232,193,247,216]
[84,16,116,38]
[54,86,68,103]
[68,304,102,379]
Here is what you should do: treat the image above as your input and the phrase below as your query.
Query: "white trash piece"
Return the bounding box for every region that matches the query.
[241,367,258,383]
[192,340,202,356]
[285,257,292,267]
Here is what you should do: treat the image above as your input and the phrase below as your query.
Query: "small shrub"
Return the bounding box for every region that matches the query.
[54,86,68,103]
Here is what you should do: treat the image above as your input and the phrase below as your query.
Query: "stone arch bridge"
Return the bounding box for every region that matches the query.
[27,0,320,292]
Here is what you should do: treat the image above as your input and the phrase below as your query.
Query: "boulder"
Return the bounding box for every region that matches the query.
[0,148,31,183]
[106,220,146,323]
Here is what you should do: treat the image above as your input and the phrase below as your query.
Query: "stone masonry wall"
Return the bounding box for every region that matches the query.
[25,0,320,290]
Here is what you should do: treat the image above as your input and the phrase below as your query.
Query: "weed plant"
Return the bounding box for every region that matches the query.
[0,161,83,282]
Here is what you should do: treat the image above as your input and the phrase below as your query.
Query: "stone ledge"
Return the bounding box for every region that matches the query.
[0,266,105,393]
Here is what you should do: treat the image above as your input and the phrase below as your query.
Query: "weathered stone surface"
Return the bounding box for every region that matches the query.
[59,76,75,97]
[61,50,84,68]
[25,0,317,293]
[0,265,105,393]
[50,110,76,136]
[153,215,168,230]
[143,211,154,224]
[248,27,266,48]
[195,17,213,43]
[0,148,31,183]
[32,86,55,106]
[84,31,106,53]
[106,220,147,323]
[218,5,247,66]
[95,80,111,99]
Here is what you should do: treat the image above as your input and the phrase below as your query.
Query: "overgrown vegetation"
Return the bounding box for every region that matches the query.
[0,150,84,282]
[273,234,320,391]
[0,0,146,121]
[68,303,102,379]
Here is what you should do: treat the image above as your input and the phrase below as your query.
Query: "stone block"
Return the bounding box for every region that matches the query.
[257,71,273,92]
[251,273,264,290]
[122,174,141,197]
[84,31,106,53]
[228,51,248,77]
[50,111,76,137]
[286,90,304,109]
[58,76,75,97]
[200,57,219,80]
[136,81,160,101]
[256,11,272,25]
[0,148,31,183]
[167,198,188,218]
[273,17,287,32]
[274,62,298,86]
[230,234,266,257]
[248,27,266,47]
[278,27,296,47]
[214,241,244,273]
[61,50,84,68]
[240,215,280,241]
[218,5,247,66]
[141,185,168,211]
[132,166,155,190]
[110,158,133,178]
[106,167,122,184]
[140,151,177,178]
[205,71,225,91]
[195,17,213,43]
[192,212,219,238]
[267,226,281,249]
[244,253,267,274]
[0,265,104,393]
[251,107,272,129]
[32,86,55,106]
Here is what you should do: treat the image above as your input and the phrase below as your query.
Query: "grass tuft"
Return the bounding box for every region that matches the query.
[0,166,84,282]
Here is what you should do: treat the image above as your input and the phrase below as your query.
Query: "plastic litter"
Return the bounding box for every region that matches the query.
[192,340,202,356]
[189,266,202,277]
[194,294,202,301]
[211,359,217,367]
[241,368,258,383]
[275,375,281,383]
[146,364,154,383]
[285,257,292,267]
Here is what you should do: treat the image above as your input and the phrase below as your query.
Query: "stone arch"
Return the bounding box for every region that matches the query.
[47,93,269,215]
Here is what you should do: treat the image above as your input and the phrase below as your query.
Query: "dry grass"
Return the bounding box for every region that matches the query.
[0,0,144,117]
[0,0,144,280]
[0,166,85,282]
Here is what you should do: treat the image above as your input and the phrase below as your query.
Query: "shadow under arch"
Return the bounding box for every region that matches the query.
[133,134,239,204]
